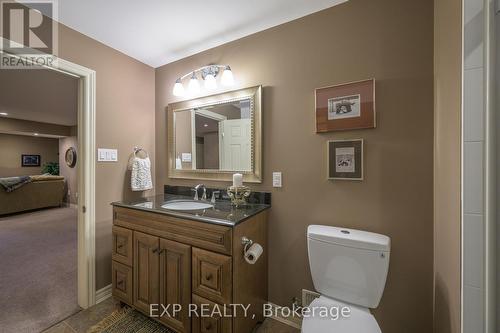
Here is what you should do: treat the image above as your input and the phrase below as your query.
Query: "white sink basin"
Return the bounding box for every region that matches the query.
[161,200,214,211]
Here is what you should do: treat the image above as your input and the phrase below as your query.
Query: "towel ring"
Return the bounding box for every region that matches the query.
[127,147,149,170]
[133,147,149,158]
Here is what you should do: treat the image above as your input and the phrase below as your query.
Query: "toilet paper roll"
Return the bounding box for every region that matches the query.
[244,243,263,264]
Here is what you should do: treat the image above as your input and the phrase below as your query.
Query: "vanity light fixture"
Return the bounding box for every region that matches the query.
[221,65,234,86]
[204,71,217,90]
[188,72,200,95]
[33,133,39,136]
[172,65,234,97]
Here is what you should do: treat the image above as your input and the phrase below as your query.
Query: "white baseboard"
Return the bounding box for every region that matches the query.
[266,302,302,329]
[95,284,112,304]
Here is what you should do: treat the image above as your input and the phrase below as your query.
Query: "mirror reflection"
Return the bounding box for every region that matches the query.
[174,99,252,172]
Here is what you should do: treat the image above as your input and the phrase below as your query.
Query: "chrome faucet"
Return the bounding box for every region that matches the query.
[211,190,220,204]
[193,184,207,201]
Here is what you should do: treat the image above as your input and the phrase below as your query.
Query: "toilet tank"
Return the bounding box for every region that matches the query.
[307,225,390,309]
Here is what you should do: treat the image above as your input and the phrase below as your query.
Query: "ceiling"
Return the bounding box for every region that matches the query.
[0,68,78,126]
[49,0,347,67]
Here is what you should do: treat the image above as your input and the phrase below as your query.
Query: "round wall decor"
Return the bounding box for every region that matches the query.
[65,147,77,168]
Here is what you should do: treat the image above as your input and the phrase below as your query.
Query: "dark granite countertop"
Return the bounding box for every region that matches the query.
[111,194,270,226]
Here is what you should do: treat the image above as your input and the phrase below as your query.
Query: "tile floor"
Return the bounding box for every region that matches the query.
[42,297,300,333]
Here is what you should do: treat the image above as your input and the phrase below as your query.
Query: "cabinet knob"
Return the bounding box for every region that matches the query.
[205,323,212,330]
[117,280,124,286]
[117,244,124,249]
[205,273,213,281]
[152,247,159,254]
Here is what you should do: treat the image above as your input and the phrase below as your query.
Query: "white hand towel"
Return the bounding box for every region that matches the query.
[131,157,153,191]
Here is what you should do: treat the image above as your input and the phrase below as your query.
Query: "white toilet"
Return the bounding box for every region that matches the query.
[302,225,391,333]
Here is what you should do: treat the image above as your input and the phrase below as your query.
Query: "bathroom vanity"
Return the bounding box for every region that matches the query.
[111,194,269,333]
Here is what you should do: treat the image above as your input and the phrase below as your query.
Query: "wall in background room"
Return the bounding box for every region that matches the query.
[59,134,78,204]
[155,1,434,332]
[0,118,73,137]
[0,133,59,176]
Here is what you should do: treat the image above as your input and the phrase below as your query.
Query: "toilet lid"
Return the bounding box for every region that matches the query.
[301,296,381,333]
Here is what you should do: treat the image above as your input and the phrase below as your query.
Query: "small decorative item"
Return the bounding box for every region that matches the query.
[227,173,251,206]
[21,154,40,167]
[65,147,77,168]
[41,162,60,175]
[327,139,363,180]
[316,79,375,132]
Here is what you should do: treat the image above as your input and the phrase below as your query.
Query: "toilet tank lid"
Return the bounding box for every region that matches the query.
[307,225,390,252]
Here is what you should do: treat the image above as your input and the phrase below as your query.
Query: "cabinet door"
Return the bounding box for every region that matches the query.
[112,226,133,266]
[159,239,192,333]
[133,231,159,314]
[192,247,232,304]
[112,261,133,304]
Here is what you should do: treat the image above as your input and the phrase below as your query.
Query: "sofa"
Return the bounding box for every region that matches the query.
[0,176,65,215]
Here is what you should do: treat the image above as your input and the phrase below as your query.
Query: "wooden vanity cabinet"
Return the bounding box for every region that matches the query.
[111,206,268,333]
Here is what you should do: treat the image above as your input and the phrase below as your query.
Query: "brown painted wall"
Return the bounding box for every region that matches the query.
[155,1,434,332]
[56,25,156,289]
[0,133,59,176]
[433,0,462,332]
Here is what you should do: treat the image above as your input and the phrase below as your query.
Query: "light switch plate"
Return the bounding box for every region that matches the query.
[181,153,192,162]
[98,148,118,162]
[272,172,282,187]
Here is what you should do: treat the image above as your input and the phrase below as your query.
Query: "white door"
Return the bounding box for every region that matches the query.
[220,119,251,171]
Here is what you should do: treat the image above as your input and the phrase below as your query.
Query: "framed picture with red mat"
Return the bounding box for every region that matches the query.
[316,78,375,132]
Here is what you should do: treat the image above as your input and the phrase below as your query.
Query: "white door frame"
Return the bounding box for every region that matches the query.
[0,41,97,309]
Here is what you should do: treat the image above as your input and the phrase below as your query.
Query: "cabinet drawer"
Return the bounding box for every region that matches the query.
[112,261,132,304]
[112,226,133,266]
[192,248,232,305]
[114,207,232,255]
[192,294,232,333]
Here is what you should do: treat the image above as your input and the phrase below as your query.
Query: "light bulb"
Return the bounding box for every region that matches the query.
[221,66,234,86]
[188,73,200,94]
[172,79,185,97]
[204,73,217,90]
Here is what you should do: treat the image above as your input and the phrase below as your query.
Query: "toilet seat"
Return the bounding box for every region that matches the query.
[301,296,381,333]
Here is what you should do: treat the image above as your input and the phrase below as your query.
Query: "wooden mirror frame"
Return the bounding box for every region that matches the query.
[167,85,262,183]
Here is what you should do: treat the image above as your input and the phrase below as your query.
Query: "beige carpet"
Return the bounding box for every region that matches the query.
[0,207,80,333]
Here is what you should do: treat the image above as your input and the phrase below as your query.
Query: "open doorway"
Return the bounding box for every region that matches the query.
[0,48,96,332]
[0,67,80,332]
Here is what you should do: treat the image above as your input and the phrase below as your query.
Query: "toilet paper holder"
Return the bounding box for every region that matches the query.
[241,236,254,252]
[241,236,263,264]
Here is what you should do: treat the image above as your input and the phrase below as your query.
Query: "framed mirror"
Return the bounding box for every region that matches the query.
[168,86,262,183]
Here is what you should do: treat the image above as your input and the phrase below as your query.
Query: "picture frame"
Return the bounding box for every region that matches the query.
[316,79,375,132]
[327,139,363,180]
[21,154,41,167]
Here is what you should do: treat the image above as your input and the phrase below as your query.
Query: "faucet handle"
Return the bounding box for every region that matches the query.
[211,190,220,204]
[191,188,199,201]
[202,187,207,201]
